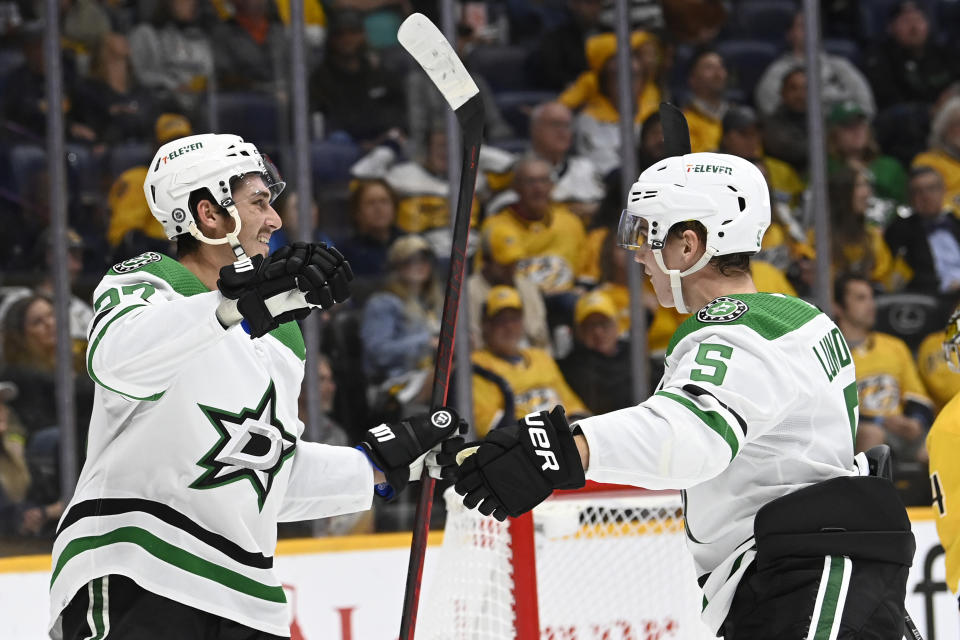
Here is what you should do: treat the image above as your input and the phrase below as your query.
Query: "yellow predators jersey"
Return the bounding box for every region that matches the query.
[851,332,933,419]
[472,347,587,437]
[107,167,167,247]
[750,260,797,296]
[682,105,722,154]
[927,392,960,596]
[387,162,480,234]
[596,282,687,355]
[917,331,960,410]
[480,205,587,294]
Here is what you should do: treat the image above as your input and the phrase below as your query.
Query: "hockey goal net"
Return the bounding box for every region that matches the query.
[418,483,716,640]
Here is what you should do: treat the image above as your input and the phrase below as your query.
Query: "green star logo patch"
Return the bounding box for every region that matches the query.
[190,381,296,511]
[697,297,749,323]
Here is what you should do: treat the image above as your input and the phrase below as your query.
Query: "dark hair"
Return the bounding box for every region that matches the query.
[780,65,806,91]
[908,165,943,184]
[2,293,55,370]
[349,178,398,223]
[668,220,752,276]
[687,47,721,79]
[833,271,873,309]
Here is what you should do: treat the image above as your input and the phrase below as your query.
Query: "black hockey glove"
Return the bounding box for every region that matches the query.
[270,242,353,309]
[453,406,585,521]
[216,254,312,338]
[358,407,467,498]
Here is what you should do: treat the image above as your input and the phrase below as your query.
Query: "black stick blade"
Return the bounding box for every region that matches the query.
[659,102,692,157]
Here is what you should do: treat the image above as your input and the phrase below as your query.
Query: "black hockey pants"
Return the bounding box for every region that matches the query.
[722,475,915,640]
[59,574,289,640]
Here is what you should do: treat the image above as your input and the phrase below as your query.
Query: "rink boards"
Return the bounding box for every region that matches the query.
[0,509,954,639]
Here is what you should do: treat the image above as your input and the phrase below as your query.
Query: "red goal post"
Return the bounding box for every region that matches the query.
[418,482,716,640]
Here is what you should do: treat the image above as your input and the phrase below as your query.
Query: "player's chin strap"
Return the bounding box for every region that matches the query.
[187,204,248,261]
[652,247,716,314]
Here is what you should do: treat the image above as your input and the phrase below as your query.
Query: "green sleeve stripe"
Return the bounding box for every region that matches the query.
[655,390,740,460]
[268,321,306,361]
[86,304,164,402]
[52,526,286,604]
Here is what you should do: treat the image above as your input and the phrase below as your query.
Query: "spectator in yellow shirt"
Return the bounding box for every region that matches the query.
[480,156,587,324]
[682,48,732,154]
[912,96,960,215]
[472,286,588,437]
[834,273,935,462]
[106,113,190,259]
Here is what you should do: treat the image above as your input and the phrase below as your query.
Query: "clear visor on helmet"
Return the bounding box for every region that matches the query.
[617,209,649,250]
[228,157,285,208]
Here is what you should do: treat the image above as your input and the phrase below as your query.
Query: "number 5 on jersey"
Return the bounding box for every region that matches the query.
[692,343,733,385]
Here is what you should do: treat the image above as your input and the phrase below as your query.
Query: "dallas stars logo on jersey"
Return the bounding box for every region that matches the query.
[697,297,749,323]
[191,381,296,511]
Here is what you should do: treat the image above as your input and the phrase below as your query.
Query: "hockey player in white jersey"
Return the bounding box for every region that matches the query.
[449,152,915,639]
[49,134,464,639]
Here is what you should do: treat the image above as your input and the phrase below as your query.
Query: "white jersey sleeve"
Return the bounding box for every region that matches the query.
[278,437,373,522]
[86,254,230,400]
[577,326,797,488]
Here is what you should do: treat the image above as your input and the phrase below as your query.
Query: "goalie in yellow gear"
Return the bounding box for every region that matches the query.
[928,304,960,602]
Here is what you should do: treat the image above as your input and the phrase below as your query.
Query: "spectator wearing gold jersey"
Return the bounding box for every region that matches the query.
[480,156,587,326]
[486,102,604,221]
[834,273,934,462]
[927,303,960,605]
[106,113,191,260]
[561,31,662,175]
[913,97,960,216]
[559,291,632,414]
[472,286,588,438]
[468,225,550,352]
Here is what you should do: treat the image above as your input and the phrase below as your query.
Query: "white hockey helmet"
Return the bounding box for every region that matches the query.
[143,133,285,245]
[617,152,770,312]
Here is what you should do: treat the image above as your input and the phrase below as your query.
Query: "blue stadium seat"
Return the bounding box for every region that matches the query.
[0,48,24,78]
[715,39,781,104]
[108,143,153,178]
[731,0,798,42]
[823,38,862,67]
[9,144,102,202]
[311,139,361,184]
[216,92,280,149]
[467,45,529,93]
[494,90,556,138]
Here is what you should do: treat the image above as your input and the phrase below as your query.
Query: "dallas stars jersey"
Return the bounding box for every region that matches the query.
[576,293,857,633]
[49,253,374,637]
[927,392,960,597]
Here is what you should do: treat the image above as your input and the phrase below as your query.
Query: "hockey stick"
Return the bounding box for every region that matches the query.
[658,101,692,156]
[396,13,485,640]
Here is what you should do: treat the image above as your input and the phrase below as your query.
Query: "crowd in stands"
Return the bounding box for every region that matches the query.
[2,0,960,543]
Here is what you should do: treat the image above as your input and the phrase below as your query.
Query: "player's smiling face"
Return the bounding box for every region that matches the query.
[232,174,282,258]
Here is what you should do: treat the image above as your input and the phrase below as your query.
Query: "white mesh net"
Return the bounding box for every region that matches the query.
[419,487,716,640]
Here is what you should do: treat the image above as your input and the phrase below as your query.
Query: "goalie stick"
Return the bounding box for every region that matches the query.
[396,13,484,639]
